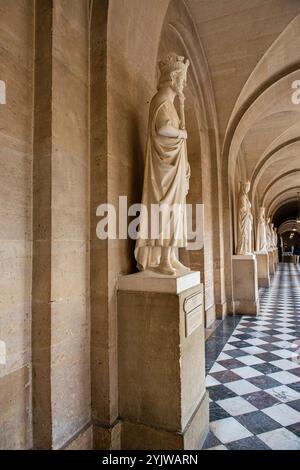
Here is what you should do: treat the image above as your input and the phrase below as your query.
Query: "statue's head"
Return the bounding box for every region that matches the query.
[240,181,251,194]
[158,53,190,95]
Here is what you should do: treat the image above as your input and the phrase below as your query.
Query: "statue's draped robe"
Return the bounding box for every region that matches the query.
[266,223,273,249]
[256,214,268,251]
[273,230,278,248]
[135,92,190,271]
[236,193,253,255]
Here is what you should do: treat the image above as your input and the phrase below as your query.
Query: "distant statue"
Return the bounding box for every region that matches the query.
[236,181,253,255]
[266,217,273,249]
[135,53,191,275]
[274,227,278,248]
[271,223,277,248]
[256,207,268,252]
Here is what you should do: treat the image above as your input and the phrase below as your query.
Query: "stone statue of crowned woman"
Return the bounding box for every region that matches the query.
[256,207,268,252]
[236,181,253,255]
[135,53,191,275]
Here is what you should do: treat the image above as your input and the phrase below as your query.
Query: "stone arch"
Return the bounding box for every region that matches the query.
[220,14,300,311]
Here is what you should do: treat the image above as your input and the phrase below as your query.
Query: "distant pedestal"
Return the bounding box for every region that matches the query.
[255,251,270,288]
[232,254,259,315]
[268,250,275,274]
[117,270,209,450]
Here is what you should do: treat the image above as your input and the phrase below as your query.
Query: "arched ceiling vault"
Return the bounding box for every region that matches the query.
[262,170,300,206]
[278,219,300,236]
[185,1,300,231]
[270,194,300,223]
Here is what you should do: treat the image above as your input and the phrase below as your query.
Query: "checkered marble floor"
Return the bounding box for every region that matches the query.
[203,263,300,450]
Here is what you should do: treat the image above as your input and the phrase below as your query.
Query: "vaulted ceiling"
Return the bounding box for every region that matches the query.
[186,0,300,227]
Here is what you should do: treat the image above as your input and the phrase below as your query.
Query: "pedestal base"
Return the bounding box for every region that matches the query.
[255,251,270,288]
[118,271,208,450]
[118,269,200,294]
[121,392,209,450]
[232,255,259,315]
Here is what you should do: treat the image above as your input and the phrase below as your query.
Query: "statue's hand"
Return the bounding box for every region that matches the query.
[178,129,187,139]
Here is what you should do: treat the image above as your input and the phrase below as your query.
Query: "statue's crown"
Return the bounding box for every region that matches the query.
[159,53,189,76]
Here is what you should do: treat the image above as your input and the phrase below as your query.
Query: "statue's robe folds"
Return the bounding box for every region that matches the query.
[135,92,190,271]
[236,194,253,255]
[266,224,273,250]
[256,216,268,252]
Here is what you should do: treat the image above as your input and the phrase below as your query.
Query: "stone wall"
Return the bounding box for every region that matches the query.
[0,0,34,449]
[0,0,91,450]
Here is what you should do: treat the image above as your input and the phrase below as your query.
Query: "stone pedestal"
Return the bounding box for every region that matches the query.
[268,250,275,275]
[255,251,270,288]
[117,270,209,450]
[232,255,259,315]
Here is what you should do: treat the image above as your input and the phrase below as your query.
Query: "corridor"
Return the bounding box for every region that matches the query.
[204,264,300,450]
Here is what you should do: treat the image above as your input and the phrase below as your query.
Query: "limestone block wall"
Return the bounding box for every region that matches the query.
[50,0,90,449]
[0,0,34,449]
[32,0,91,449]
[0,0,91,450]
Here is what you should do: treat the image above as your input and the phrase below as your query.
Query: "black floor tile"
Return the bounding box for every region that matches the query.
[252,363,282,375]
[243,391,280,409]
[210,370,241,384]
[209,401,231,421]
[202,431,222,449]
[208,384,237,401]
[226,436,270,450]
[236,410,281,434]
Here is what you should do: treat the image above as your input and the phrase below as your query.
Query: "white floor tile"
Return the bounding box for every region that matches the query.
[275,341,298,350]
[217,352,232,361]
[267,385,300,403]
[237,355,265,366]
[209,363,226,373]
[223,344,237,351]
[242,346,266,355]
[258,428,300,450]
[244,338,267,346]
[270,359,299,370]
[206,375,221,387]
[228,337,240,343]
[250,326,269,331]
[207,445,228,450]
[210,417,252,444]
[224,379,260,396]
[271,349,297,359]
[275,334,297,341]
[268,371,299,384]
[233,366,263,379]
[217,396,257,416]
[262,404,300,426]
